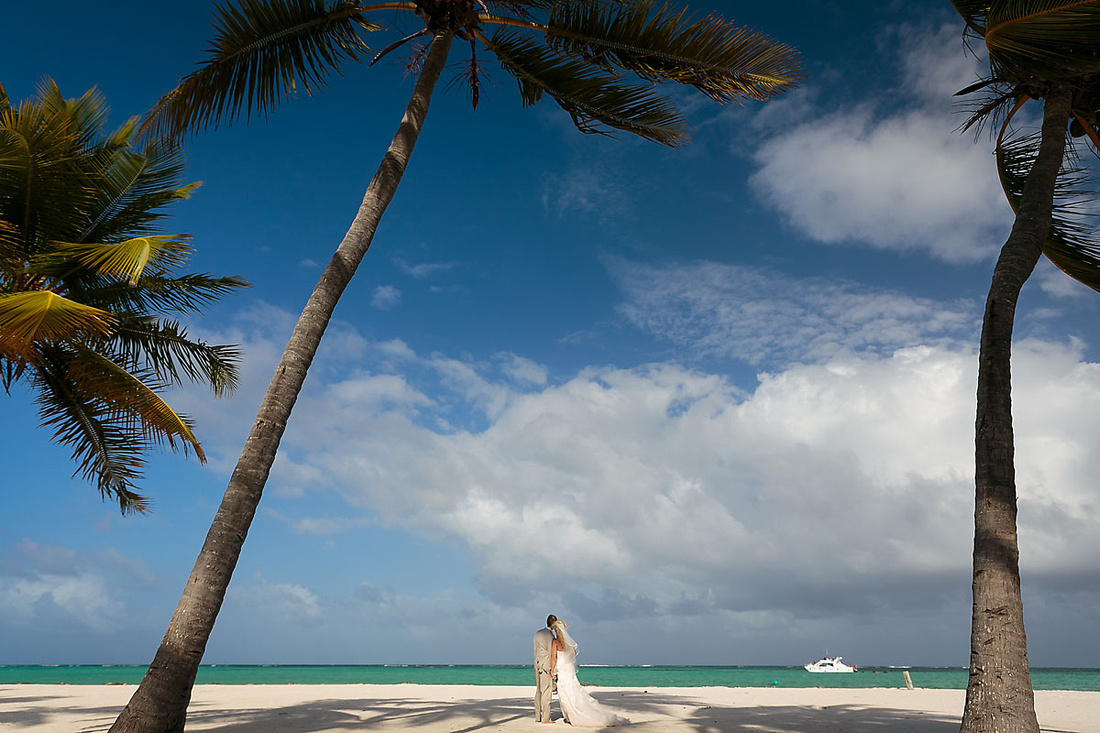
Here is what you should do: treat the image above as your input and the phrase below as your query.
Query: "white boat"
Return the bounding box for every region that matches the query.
[804,656,857,673]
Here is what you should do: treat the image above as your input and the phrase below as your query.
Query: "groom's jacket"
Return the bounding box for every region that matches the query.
[533,628,554,672]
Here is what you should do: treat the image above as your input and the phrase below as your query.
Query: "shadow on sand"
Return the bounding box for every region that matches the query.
[2,689,973,732]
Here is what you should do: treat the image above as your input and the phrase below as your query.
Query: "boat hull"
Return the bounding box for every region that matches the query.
[804,657,857,673]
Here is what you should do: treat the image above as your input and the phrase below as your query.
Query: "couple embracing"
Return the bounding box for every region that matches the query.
[533,615,629,727]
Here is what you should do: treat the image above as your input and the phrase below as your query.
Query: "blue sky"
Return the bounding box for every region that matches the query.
[3,0,1099,668]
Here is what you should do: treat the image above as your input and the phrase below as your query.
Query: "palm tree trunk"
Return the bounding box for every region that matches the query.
[960,88,1071,733]
[109,30,455,733]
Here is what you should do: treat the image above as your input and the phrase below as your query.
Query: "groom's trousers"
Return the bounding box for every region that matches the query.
[534,666,553,722]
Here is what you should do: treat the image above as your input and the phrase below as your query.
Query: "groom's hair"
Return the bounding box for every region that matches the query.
[546,614,557,628]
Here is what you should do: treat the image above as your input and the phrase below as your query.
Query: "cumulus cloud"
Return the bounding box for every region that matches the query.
[1036,258,1096,299]
[181,302,1100,640]
[158,272,1100,664]
[497,353,549,387]
[0,540,150,634]
[267,341,1099,640]
[748,23,1011,263]
[227,575,323,624]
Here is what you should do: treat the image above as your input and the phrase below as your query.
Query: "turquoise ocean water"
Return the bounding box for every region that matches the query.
[2,665,1098,690]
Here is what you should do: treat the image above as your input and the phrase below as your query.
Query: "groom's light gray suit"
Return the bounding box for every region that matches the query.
[533,627,555,722]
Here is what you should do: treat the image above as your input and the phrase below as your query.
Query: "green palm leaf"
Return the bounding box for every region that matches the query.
[81,136,199,243]
[996,130,1100,291]
[87,273,250,316]
[142,0,379,140]
[3,82,243,511]
[64,345,204,456]
[957,1,1100,81]
[33,346,153,513]
[0,82,134,252]
[110,317,242,396]
[0,218,20,270]
[542,0,803,103]
[950,0,992,26]
[55,235,193,282]
[485,27,690,145]
[0,290,116,357]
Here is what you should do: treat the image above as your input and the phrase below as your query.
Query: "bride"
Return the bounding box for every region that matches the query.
[551,619,629,727]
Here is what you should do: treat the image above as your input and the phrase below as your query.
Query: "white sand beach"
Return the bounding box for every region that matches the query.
[1,684,1095,732]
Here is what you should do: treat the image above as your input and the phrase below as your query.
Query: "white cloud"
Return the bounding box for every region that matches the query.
[268,453,328,498]
[896,23,987,103]
[167,294,1100,661]
[256,338,1100,631]
[171,306,1088,630]
[0,540,146,634]
[497,353,549,387]
[541,166,628,219]
[371,284,402,310]
[1,575,118,631]
[394,258,454,278]
[748,23,1011,263]
[1037,257,1096,299]
[609,257,978,364]
[228,575,323,623]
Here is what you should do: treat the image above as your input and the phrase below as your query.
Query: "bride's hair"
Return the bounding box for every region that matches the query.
[552,619,578,653]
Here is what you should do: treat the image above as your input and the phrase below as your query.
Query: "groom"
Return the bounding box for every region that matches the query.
[533,614,558,723]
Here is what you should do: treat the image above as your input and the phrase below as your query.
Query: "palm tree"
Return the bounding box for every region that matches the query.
[0,79,246,514]
[109,1,802,730]
[949,3,1100,731]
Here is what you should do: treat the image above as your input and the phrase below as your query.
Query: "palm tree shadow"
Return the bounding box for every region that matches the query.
[682,701,960,732]
[183,694,536,732]
[180,690,674,732]
[180,691,970,733]
[577,691,965,732]
[3,689,1079,733]
[0,696,86,729]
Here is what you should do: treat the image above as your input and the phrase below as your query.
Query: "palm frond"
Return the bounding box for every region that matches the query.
[82,273,250,317]
[32,346,152,513]
[142,0,379,140]
[110,317,242,396]
[487,0,555,16]
[81,137,198,243]
[3,81,242,512]
[63,344,205,459]
[997,128,1100,291]
[981,1,1100,83]
[35,79,112,153]
[950,0,991,35]
[541,0,803,103]
[0,84,103,247]
[0,218,21,270]
[55,235,194,283]
[0,290,116,358]
[958,84,1022,134]
[369,27,431,67]
[484,27,690,146]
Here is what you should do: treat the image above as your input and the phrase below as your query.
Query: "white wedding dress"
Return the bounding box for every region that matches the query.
[554,627,629,727]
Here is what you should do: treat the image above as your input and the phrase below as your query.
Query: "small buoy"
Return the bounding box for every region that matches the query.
[772,680,779,686]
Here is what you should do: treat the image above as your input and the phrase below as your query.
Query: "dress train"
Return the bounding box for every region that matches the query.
[555,647,629,727]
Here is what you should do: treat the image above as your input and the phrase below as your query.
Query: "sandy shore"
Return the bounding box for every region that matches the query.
[1,684,1095,732]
